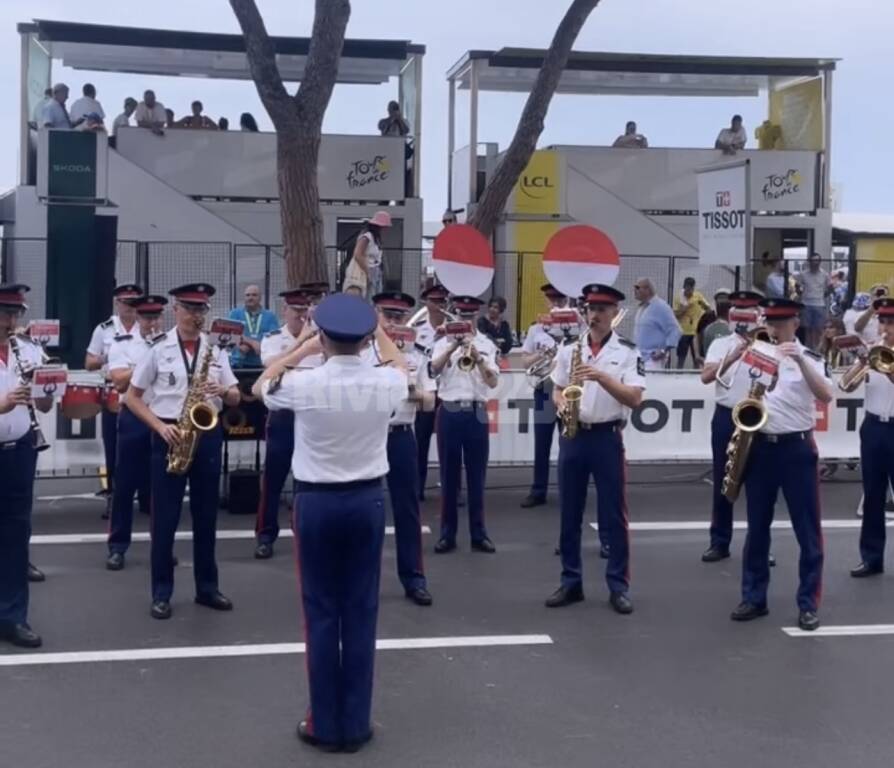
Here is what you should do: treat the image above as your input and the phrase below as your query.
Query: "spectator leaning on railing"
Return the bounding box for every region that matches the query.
[69,83,105,131]
[135,90,166,135]
[42,83,72,130]
[112,98,138,137]
[633,278,681,371]
[612,121,648,148]
[715,114,747,155]
[177,101,218,130]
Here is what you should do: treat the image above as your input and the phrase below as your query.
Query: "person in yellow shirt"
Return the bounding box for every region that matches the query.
[673,277,711,368]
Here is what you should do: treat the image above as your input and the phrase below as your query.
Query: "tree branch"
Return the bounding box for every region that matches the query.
[469,0,601,237]
[229,0,293,128]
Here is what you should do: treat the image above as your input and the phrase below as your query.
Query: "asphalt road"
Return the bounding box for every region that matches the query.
[2,465,892,768]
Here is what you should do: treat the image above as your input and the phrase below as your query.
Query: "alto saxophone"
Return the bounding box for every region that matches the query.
[560,337,584,439]
[167,337,219,475]
[720,380,769,503]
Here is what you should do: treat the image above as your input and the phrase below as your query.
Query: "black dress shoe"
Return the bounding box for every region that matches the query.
[520,494,546,508]
[701,546,731,563]
[27,563,45,583]
[195,591,233,611]
[151,600,172,620]
[106,552,125,571]
[406,587,433,606]
[434,538,456,554]
[599,544,610,560]
[768,553,777,567]
[296,720,340,753]
[730,601,769,622]
[471,538,496,553]
[798,611,820,631]
[850,562,883,578]
[254,543,274,560]
[545,585,584,608]
[0,622,42,648]
[609,591,634,615]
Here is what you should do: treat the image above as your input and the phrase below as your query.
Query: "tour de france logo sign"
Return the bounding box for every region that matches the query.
[761,169,803,202]
[346,155,391,189]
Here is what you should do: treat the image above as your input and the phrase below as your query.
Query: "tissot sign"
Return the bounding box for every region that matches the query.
[696,160,750,266]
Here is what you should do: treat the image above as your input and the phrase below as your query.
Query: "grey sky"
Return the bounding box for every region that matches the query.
[1,0,891,220]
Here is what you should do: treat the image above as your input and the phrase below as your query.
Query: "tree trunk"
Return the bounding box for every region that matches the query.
[468,0,601,238]
[231,0,351,287]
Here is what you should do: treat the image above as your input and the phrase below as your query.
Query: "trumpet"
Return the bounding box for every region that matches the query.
[457,340,476,372]
[525,346,558,388]
[838,338,894,392]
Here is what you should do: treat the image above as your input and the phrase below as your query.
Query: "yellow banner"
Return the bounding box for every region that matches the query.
[769,78,824,151]
[855,238,894,293]
[509,150,562,329]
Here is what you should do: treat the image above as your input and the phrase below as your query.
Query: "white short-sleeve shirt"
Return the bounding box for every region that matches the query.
[704,332,752,408]
[108,332,163,405]
[130,330,238,419]
[360,342,436,425]
[0,337,43,443]
[551,332,646,424]
[70,96,105,124]
[134,101,167,125]
[87,316,138,367]
[261,355,408,483]
[762,343,832,434]
[433,332,499,403]
[864,370,894,420]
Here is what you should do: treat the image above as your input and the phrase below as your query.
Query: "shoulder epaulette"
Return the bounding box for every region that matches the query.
[414,342,429,356]
[149,333,166,346]
[265,329,282,337]
[113,334,133,342]
[617,336,636,349]
[100,319,114,329]
[804,349,822,361]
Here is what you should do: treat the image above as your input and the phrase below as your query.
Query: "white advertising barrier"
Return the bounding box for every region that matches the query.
[33,371,863,476]
[115,128,406,202]
[696,160,750,267]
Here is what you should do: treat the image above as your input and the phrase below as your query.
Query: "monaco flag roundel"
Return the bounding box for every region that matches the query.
[543,225,620,298]
[432,224,495,296]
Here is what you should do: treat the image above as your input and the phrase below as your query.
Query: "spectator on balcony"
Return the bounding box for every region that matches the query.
[633,278,681,371]
[715,115,747,155]
[30,88,53,128]
[612,121,648,149]
[378,100,410,138]
[135,90,167,135]
[478,297,514,356]
[177,101,218,130]
[240,113,260,132]
[228,285,279,369]
[343,211,392,298]
[112,98,138,137]
[673,277,712,368]
[442,210,458,227]
[218,117,230,131]
[70,83,105,131]
[794,252,831,349]
[42,83,72,130]
[165,109,176,129]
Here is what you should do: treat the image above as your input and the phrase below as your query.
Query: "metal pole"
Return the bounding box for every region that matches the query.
[263,245,271,307]
[822,70,834,210]
[447,75,456,210]
[469,60,479,208]
[19,33,30,186]
[734,266,741,292]
[413,54,423,201]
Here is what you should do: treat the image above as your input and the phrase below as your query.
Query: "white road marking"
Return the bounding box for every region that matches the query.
[589,520,874,533]
[783,624,894,638]
[37,493,102,502]
[0,634,554,667]
[30,526,431,545]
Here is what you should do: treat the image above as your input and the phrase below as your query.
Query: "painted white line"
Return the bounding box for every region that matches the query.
[30,526,431,545]
[590,520,873,533]
[0,634,553,667]
[783,624,894,638]
[37,493,100,502]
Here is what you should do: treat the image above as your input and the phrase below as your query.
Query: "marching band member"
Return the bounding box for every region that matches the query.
[255,293,408,753]
[545,285,645,613]
[519,283,572,509]
[429,295,500,553]
[363,291,435,605]
[0,284,51,648]
[412,283,449,501]
[850,297,894,578]
[253,288,321,560]
[127,284,241,620]
[731,298,832,631]
[86,283,143,518]
[700,290,764,563]
[105,294,167,571]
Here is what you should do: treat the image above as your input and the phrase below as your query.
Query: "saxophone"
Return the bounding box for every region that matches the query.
[720,380,769,503]
[560,337,584,439]
[166,336,219,475]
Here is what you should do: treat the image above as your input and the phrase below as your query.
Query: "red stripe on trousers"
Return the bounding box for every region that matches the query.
[810,435,824,607]
[291,496,314,735]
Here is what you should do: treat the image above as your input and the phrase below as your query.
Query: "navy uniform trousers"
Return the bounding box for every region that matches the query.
[529,383,557,499]
[415,402,437,498]
[0,437,37,628]
[256,410,294,546]
[858,415,894,569]
[558,423,630,594]
[295,479,385,746]
[102,408,118,491]
[436,402,489,544]
[709,405,736,552]
[386,426,426,592]
[108,406,151,555]
[742,433,824,612]
[149,425,223,602]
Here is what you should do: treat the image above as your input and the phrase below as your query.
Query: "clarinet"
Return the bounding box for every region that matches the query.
[8,334,50,452]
